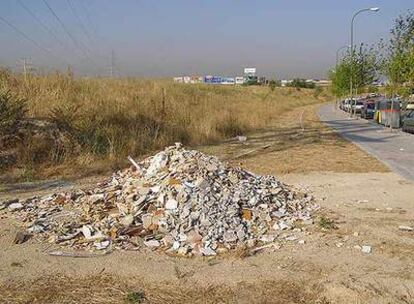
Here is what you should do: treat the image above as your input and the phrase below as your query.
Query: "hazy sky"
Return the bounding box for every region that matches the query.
[0,0,412,78]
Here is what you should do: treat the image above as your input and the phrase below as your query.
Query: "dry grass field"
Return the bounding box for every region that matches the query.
[0,69,328,181]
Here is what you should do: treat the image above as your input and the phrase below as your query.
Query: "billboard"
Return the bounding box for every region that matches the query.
[204,75,222,84]
[244,67,256,75]
[235,77,244,84]
[221,77,235,85]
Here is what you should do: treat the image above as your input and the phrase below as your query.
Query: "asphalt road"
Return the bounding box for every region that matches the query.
[319,104,414,181]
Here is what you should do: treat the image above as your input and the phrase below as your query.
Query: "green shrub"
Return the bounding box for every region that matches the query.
[0,90,27,134]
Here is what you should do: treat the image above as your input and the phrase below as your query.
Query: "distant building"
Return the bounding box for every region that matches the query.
[190,76,203,84]
[281,79,292,87]
[235,77,244,85]
[315,79,331,87]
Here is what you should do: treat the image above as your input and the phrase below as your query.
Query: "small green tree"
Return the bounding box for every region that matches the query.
[383,11,414,97]
[329,59,352,98]
[329,44,379,98]
[352,44,379,92]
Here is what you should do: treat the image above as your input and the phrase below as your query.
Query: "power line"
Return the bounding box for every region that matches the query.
[67,0,112,71]
[75,0,110,66]
[41,0,98,69]
[77,0,98,37]
[0,14,55,56]
[16,0,68,51]
[16,0,96,73]
[66,0,94,45]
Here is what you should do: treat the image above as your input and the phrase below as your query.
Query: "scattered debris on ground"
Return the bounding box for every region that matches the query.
[398,225,413,232]
[361,245,372,254]
[0,143,317,256]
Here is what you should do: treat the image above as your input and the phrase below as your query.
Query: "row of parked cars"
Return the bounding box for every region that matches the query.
[339,94,414,134]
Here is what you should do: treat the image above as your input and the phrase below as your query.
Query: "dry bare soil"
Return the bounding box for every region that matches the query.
[1,105,413,304]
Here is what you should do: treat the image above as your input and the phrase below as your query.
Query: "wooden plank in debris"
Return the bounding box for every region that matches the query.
[48,250,112,258]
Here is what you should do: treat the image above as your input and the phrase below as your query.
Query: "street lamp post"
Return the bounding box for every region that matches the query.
[350,7,379,117]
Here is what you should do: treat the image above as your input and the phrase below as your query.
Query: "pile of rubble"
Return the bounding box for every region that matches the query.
[0,143,316,256]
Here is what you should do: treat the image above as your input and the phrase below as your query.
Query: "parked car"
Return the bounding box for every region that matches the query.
[405,100,414,110]
[354,100,364,114]
[344,98,354,112]
[402,110,414,133]
[348,98,363,114]
[360,101,376,119]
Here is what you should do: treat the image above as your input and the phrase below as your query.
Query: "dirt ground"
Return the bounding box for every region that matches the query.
[199,103,388,175]
[1,105,413,304]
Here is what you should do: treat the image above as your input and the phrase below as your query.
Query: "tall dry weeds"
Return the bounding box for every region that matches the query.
[0,68,327,180]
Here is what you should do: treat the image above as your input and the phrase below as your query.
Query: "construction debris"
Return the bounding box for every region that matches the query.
[0,143,317,256]
[13,231,31,244]
[361,245,372,254]
[398,225,414,232]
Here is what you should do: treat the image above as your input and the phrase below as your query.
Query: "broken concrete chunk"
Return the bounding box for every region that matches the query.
[146,152,168,177]
[81,225,93,239]
[200,247,217,256]
[165,199,178,210]
[187,230,202,244]
[8,203,24,211]
[144,240,160,248]
[28,224,45,233]
[95,240,110,250]
[121,214,134,226]
[141,214,153,230]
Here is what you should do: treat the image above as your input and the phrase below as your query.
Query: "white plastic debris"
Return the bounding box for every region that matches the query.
[361,245,372,254]
[398,225,413,232]
[144,240,160,248]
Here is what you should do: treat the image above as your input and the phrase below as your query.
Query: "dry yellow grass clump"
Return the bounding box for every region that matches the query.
[0,69,327,180]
